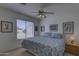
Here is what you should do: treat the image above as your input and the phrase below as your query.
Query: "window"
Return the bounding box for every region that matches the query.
[17,19,34,39]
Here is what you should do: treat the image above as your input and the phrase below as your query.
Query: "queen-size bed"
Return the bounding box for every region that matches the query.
[22,33,65,56]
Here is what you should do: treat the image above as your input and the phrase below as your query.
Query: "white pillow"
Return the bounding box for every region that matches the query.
[51,33,63,39]
[41,32,51,37]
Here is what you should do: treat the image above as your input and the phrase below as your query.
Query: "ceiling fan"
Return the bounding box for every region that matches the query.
[32,4,54,18]
[33,9,54,18]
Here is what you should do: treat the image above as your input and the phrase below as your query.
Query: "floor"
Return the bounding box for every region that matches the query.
[1,48,75,56]
[4,48,34,56]
[6,39,76,56]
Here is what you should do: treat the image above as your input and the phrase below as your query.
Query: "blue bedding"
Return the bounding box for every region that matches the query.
[22,36,65,56]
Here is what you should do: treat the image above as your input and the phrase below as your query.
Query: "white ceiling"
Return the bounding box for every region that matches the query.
[0,3,79,19]
[0,3,53,19]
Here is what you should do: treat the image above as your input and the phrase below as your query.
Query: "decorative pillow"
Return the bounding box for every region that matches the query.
[41,32,63,39]
[41,32,51,37]
[51,33,63,39]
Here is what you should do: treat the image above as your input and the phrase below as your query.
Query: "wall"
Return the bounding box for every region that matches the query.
[40,4,79,42]
[0,6,40,52]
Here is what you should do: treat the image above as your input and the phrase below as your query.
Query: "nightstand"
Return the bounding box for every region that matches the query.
[65,44,79,55]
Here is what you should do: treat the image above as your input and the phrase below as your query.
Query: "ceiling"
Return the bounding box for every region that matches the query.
[0,3,79,19]
[0,3,54,19]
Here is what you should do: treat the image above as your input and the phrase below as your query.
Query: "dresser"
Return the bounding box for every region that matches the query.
[65,44,79,55]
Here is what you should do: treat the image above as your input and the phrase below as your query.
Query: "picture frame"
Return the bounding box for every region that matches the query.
[41,26,45,32]
[63,21,74,34]
[50,24,58,31]
[1,21,13,33]
[34,26,38,31]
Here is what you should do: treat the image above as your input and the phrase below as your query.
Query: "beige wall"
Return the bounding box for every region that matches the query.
[40,4,79,43]
[0,6,40,52]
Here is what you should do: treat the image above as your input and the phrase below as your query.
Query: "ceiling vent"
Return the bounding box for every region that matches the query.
[20,3,27,6]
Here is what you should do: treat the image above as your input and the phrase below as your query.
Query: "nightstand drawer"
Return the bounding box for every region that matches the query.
[65,44,79,55]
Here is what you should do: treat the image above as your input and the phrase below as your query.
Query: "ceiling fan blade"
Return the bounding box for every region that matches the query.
[43,12,54,14]
[32,12,38,13]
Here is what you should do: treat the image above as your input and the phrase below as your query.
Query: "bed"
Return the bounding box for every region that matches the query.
[22,33,65,56]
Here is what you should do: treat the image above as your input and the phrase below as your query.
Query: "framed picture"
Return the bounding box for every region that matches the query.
[1,21,13,33]
[50,24,58,31]
[63,21,74,34]
[34,26,38,31]
[41,26,45,32]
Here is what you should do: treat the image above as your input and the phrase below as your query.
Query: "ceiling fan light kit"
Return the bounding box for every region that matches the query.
[37,13,47,19]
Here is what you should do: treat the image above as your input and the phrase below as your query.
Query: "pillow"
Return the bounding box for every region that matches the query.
[41,32,51,37]
[51,33,63,39]
[41,32,63,39]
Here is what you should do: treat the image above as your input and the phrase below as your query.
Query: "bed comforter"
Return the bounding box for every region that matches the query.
[22,36,65,56]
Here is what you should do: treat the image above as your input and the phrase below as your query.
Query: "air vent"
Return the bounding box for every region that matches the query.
[20,3,27,5]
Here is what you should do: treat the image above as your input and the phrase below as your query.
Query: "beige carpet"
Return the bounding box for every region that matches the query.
[1,48,75,56]
[6,48,34,56]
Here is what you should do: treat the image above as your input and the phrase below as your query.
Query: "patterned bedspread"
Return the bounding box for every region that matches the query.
[22,36,65,56]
